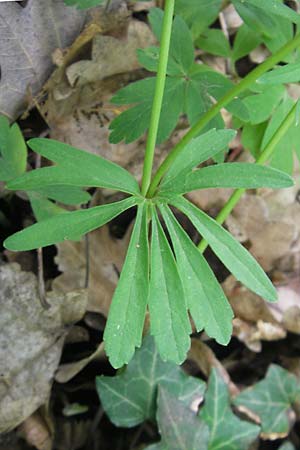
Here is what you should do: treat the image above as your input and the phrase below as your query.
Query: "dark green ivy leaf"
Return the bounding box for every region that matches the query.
[200,369,260,450]
[234,365,300,436]
[104,202,149,369]
[97,335,205,427]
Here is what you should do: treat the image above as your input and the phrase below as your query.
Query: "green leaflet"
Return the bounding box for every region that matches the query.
[4,196,136,251]
[104,202,149,369]
[235,0,300,24]
[149,208,191,364]
[171,196,277,302]
[243,85,285,125]
[157,388,210,450]
[200,369,260,450]
[161,129,236,189]
[234,365,300,436]
[28,192,68,222]
[162,162,293,195]
[0,116,27,181]
[196,29,231,58]
[35,185,91,205]
[97,335,205,427]
[232,24,262,62]
[159,204,233,345]
[7,138,139,195]
[258,63,300,85]
[174,0,222,38]
[109,77,186,145]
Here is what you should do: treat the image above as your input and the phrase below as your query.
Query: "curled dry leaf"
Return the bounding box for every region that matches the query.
[0,263,87,433]
[18,411,52,450]
[52,224,130,317]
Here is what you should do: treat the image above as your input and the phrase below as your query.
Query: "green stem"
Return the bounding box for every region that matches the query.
[198,101,297,253]
[141,0,175,196]
[147,32,300,197]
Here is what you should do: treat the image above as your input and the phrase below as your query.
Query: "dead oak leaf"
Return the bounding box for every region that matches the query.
[0,263,87,433]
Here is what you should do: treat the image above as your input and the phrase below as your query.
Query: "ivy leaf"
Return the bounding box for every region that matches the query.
[172,196,277,302]
[157,388,210,450]
[165,162,293,195]
[234,365,300,437]
[104,202,149,369]
[64,0,104,8]
[97,335,206,427]
[148,208,191,364]
[109,77,185,145]
[258,63,300,85]
[159,204,233,345]
[200,369,260,450]
[7,138,140,195]
[161,129,236,190]
[0,116,27,181]
[174,0,222,38]
[4,197,136,251]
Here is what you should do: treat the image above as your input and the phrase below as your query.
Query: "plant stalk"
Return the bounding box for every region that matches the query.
[147,32,300,197]
[141,0,175,196]
[198,101,298,253]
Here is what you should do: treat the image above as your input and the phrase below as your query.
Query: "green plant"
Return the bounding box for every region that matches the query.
[96,335,300,449]
[3,1,300,369]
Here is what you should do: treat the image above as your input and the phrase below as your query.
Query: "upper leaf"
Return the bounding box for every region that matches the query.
[234,365,300,437]
[159,204,233,345]
[148,208,191,364]
[7,138,140,195]
[0,116,27,181]
[172,196,278,302]
[163,162,294,195]
[103,202,149,369]
[160,129,236,190]
[97,335,206,427]
[174,0,222,38]
[4,197,136,251]
[200,369,260,450]
[157,388,210,450]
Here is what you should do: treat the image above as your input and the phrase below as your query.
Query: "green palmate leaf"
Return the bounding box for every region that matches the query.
[164,162,294,195]
[234,365,300,436]
[97,335,205,427]
[232,24,262,62]
[103,202,149,369]
[0,116,27,181]
[64,0,104,8]
[258,63,300,85]
[28,192,68,222]
[4,196,136,251]
[157,388,210,450]
[161,129,236,189]
[172,196,277,302]
[7,138,139,195]
[200,369,260,450]
[36,185,91,205]
[243,85,285,125]
[109,77,185,144]
[174,0,222,38]
[149,208,191,364]
[196,29,231,58]
[159,204,233,345]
